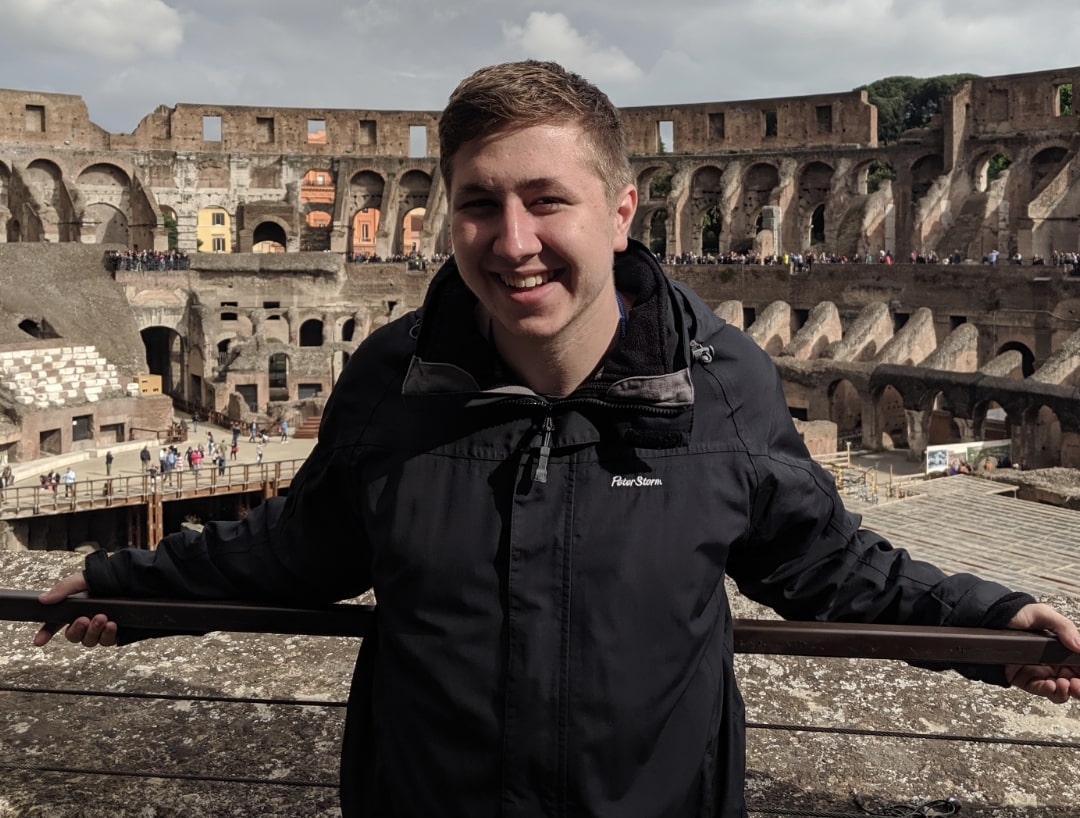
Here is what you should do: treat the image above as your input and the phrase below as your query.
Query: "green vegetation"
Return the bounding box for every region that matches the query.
[1060,83,1073,115]
[987,153,1012,183]
[858,74,979,144]
[866,161,896,194]
[649,167,673,199]
[163,211,178,250]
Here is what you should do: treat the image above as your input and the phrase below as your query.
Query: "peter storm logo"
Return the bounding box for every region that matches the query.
[610,475,663,488]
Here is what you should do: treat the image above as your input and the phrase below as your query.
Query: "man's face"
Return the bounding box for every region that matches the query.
[448,122,636,352]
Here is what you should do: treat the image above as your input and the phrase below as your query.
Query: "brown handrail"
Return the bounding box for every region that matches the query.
[1,589,1077,666]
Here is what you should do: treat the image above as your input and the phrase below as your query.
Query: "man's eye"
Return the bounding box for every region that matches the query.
[458,199,496,211]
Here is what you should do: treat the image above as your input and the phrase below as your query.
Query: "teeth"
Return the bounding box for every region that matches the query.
[499,273,550,289]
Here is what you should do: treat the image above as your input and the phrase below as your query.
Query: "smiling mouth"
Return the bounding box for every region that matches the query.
[498,270,557,289]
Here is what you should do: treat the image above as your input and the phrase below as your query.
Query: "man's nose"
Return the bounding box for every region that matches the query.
[493,203,542,260]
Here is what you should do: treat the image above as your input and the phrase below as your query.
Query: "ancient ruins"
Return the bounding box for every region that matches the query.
[0,65,1078,472]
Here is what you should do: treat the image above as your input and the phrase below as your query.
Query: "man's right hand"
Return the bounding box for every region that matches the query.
[33,571,118,648]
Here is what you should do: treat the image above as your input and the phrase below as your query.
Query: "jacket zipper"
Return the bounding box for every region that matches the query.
[532,414,555,483]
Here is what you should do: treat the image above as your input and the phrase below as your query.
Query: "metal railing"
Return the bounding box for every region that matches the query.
[1,591,1077,816]
[0,458,308,519]
[2,591,1078,665]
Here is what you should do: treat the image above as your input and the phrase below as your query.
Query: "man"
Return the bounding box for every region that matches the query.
[35,61,1080,817]
[62,467,75,498]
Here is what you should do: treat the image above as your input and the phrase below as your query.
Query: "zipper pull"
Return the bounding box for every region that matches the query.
[690,339,714,364]
[532,415,554,483]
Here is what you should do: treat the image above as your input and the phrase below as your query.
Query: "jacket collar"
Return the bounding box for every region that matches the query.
[402,240,697,409]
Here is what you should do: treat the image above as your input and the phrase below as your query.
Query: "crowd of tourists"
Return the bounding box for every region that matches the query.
[659,251,785,266]
[1052,251,1080,271]
[103,243,1078,276]
[106,250,191,272]
[346,251,450,269]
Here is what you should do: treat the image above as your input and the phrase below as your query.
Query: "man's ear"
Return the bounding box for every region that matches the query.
[611,184,638,252]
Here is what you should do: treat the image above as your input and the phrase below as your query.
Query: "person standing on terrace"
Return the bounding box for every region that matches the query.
[34,61,1080,818]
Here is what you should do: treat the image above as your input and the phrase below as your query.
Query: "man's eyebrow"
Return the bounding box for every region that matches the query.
[454,178,570,196]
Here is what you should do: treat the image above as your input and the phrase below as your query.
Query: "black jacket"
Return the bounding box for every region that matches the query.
[85,241,1032,817]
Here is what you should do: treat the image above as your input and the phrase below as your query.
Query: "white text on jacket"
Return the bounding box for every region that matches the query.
[610,475,664,488]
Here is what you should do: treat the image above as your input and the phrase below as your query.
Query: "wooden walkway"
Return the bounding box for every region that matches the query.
[857,475,1080,598]
[0,459,307,545]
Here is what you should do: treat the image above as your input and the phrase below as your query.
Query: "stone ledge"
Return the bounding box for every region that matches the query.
[0,552,1076,818]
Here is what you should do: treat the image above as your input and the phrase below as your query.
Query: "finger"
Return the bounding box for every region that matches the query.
[37,572,89,605]
[32,622,63,648]
[62,616,93,644]
[79,614,117,648]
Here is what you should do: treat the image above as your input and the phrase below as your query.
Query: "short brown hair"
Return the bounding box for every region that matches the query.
[439,60,632,202]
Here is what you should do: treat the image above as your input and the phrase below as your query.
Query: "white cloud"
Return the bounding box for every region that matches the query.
[342,1,401,33]
[502,11,643,83]
[1,0,1079,132]
[0,0,183,60]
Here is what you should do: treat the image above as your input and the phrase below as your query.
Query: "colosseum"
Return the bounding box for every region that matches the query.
[0,64,1079,475]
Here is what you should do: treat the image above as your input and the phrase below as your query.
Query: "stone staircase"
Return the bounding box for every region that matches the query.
[0,345,126,408]
[292,414,322,440]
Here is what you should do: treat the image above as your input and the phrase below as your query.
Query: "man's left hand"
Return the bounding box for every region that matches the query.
[1005,603,1080,703]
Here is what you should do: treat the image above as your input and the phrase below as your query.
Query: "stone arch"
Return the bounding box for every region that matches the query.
[638,164,674,203]
[140,325,186,396]
[299,318,324,347]
[216,337,230,367]
[160,205,179,250]
[973,150,1013,193]
[972,399,1011,442]
[300,168,335,250]
[348,170,385,209]
[648,209,668,255]
[1030,145,1070,195]
[1023,403,1062,469]
[797,161,834,250]
[873,383,907,449]
[76,162,133,245]
[631,165,672,249]
[733,163,779,254]
[827,378,862,446]
[687,165,724,256]
[83,203,129,245]
[926,390,962,447]
[252,220,287,253]
[401,207,425,255]
[995,341,1035,377]
[76,162,130,188]
[395,170,432,254]
[268,351,289,401]
[852,157,896,196]
[25,159,66,241]
[808,205,826,247]
[910,154,944,204]
[340,317,356,343]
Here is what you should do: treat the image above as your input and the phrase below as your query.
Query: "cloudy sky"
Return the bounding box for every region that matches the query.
[1,0,1077,133]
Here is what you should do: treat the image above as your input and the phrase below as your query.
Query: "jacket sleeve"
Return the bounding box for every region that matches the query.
[84,384,375,609]
[723,346,1034,686]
